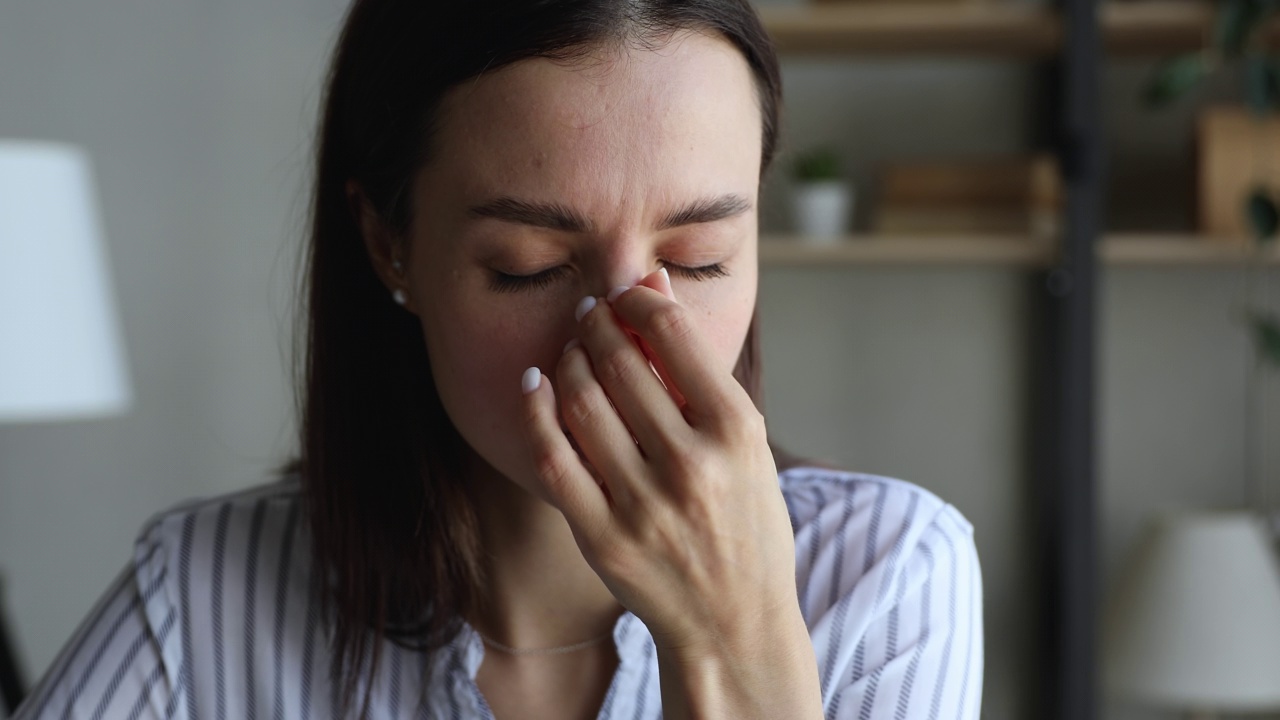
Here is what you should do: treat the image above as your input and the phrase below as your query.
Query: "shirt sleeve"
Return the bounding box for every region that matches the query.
[13,545,181,720]
[824,504,984,720]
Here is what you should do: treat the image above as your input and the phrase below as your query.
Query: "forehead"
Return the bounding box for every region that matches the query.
[426,31,762,209]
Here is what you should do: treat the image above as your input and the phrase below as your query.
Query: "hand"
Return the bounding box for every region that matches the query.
[519,268,799,656]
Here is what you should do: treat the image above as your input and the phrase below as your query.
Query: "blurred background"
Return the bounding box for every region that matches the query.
[3,1,1280,718]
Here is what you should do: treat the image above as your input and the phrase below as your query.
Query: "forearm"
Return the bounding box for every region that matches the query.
[656,607,823,720]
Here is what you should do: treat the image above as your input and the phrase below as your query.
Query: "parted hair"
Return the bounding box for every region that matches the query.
[278,0,787,715]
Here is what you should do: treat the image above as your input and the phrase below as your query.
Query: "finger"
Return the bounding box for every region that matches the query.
[520,367,611,531]
[625,268,687,410]
[577,293,689,458]
[637,266,676,302]
[608,284,748,429]
[634,336,687,412]
[556,341,649,507]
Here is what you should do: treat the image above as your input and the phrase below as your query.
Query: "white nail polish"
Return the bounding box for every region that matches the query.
[575,296,597,321]
[658,267,675,300]
[607,286,629,303]
[521,367,541,395]
[563,338,580,354]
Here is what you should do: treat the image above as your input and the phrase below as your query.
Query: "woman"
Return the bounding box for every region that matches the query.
[16,1,982,718]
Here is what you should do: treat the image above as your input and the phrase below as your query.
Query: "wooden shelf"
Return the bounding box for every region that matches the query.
[757,1,1280,58]
[759,233,1280,266]
[1102,233,1280,264]
[1102,1,1280,56]
[760,234,1056,265]
[1101,0,1213,56]
[758,3,1061,57]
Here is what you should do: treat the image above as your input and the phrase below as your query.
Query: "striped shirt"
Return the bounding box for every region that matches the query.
[14,466,983,719]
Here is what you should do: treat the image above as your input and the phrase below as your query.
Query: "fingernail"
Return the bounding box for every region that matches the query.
[658,267,675,301]
[521,367,541,395]
[607,286,629,303]
[574,296,597,321]
[563,338,580,354]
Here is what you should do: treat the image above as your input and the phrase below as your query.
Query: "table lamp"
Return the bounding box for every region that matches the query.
[0,140,132,421]
[0,139,133,713]
[1104,510,1280,719]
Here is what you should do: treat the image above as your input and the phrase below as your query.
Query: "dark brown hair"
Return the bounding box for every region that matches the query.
[280,0,787,714]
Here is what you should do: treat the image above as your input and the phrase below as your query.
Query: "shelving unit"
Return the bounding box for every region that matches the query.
[759,235,1056,265]
[759,234,1280,266]
[758,3,1061,56]
[761,5,1280,717]
[756,2,1114,718]
[1102,234,1280,264]
[1103,0,1280,55]
[759,0,1280,56]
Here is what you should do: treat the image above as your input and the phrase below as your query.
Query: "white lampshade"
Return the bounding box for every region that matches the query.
[1104,510,1280,712]
[0,140,132,422]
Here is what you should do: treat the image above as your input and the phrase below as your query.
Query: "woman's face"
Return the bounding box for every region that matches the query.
[403,31,762,496]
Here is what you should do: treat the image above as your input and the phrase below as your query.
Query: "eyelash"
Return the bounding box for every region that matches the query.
[488,262,729,294]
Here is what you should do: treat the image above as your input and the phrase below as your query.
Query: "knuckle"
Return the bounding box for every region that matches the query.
[726,407,767,442]
[561,386,602,429]
[532,447,574,490]
[596,347,638,388]
[704,395,762,441]
[644,304,694,345]
[668,445,716,481]
[655,431,693,462]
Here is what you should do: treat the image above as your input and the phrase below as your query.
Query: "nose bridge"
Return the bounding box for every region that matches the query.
[589,231,655,295]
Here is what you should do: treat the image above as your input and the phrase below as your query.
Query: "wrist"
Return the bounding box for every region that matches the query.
[655,602,822,720]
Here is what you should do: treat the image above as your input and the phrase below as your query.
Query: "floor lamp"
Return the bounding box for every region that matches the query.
[0,140,133,713]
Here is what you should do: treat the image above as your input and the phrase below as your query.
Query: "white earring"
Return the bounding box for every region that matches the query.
[392,289,407,306]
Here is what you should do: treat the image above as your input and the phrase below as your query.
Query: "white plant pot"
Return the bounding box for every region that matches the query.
[792,180,853,242]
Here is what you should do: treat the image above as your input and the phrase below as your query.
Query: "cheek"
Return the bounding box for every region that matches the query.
[428,300,566,413]
[679,277,757,374]
[419,292,576,481]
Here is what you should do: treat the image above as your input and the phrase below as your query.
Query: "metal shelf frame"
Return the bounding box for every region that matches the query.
[761,2,1108,717]
[1032,0,1102,717]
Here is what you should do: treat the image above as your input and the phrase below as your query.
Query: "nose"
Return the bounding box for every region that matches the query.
[589,243,655,299]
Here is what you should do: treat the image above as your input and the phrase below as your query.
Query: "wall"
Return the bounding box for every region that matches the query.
[1,2,1277,718]
[0,0,343,698]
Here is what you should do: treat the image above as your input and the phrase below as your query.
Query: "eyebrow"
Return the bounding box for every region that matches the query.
[468,197,592,232]
[466,193,753,233]
[656,194,753,230]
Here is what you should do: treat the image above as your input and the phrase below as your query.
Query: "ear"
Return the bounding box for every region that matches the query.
[346,179,415,313]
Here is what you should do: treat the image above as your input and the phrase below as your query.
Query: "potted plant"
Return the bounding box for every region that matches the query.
[791,146,853,242]
[1143,0,1280,509]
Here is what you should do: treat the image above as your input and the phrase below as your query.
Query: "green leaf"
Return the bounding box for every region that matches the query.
[1249,312,1280,368]
[1143,54,1210,108]
[1247,188,1280,243]
[794,148,842,182]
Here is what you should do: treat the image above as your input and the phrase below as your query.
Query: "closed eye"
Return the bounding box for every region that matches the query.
[486,261,729,294]
[488,266,570,294]
[663,261,729,281]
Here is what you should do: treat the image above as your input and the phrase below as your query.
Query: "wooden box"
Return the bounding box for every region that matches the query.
[1198,105,1280,243]
[872,153,1062,236]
